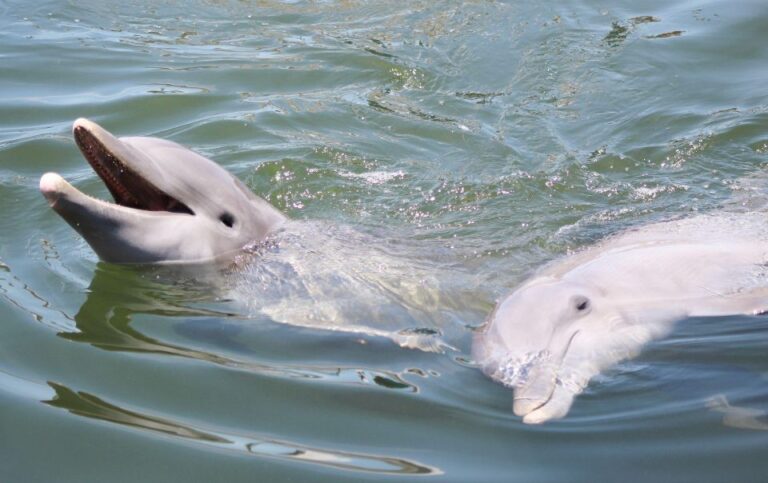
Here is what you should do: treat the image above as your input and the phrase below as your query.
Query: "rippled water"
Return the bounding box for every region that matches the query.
[2,1,768,481]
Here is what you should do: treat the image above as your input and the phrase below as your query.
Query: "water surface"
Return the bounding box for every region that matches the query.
[2,1,768,481]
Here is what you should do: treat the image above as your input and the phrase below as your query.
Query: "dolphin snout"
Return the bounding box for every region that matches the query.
[512,360,558,417]
[513,397,546,416]
[39,172,70,205]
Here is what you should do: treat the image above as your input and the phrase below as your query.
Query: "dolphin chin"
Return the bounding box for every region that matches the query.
[41,118,286,264]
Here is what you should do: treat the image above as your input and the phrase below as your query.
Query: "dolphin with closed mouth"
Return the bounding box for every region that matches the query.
[473,213,768,424]
[40,118,286,264]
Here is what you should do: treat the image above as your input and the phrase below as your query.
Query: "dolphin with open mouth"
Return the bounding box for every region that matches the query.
[40,118,286,264]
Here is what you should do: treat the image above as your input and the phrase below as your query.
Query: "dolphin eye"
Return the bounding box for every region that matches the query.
[219,212,235,228]
[574,296,590,312]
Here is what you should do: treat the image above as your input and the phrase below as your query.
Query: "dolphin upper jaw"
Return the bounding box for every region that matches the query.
[39,121,197,262]
[72,118,193,214]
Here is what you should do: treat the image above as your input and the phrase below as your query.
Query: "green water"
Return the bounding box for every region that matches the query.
[2,1,768,481]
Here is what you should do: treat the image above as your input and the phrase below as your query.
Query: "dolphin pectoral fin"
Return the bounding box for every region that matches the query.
[522,383,576,424]
[706,394,768,431]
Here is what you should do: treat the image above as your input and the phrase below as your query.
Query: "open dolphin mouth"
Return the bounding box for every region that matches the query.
[40,117,288,264]
[40,119,195,218]
[72,122,193,214]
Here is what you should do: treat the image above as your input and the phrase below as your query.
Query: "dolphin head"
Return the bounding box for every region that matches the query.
[40,118,286,264]
[473,278,613,421]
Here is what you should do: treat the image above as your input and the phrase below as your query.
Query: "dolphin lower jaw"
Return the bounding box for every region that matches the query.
[40,171,198,263]
[39,172,67,206]
[40,172,132,221]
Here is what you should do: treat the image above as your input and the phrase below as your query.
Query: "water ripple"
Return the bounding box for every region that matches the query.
[44,381,441,475]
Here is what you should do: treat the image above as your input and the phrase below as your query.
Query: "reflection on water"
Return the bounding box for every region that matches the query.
[0,259,76,331]
[44,381,440,475]
[3,0,768,480]
[57,264,422,392]
[44,382,230,443]
[59,264,238,361]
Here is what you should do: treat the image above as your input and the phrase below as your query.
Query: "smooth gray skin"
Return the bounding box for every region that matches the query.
[473,213,768,424]
[40,118,286,264]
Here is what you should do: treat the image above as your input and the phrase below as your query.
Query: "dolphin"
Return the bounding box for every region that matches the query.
[473,213,768,424]
[40,119,286,264]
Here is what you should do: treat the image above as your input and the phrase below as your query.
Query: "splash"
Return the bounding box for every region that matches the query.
[485,350,554,388]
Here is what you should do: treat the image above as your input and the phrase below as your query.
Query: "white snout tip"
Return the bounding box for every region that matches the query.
[519,385,577,424]
[513,397,546,417]
[39,172,67,204]
[72,117,96,132]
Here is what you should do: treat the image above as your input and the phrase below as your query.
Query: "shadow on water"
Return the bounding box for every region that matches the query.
[43,381,440,475]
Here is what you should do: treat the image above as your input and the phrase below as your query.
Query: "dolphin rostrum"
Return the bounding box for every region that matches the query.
[40,118,286,264]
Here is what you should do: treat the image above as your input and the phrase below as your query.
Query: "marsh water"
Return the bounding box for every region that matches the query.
[2,1,768,481]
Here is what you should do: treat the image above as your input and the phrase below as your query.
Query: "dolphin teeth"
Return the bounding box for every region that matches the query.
[74,125,142,208]
[73,124,193,215]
